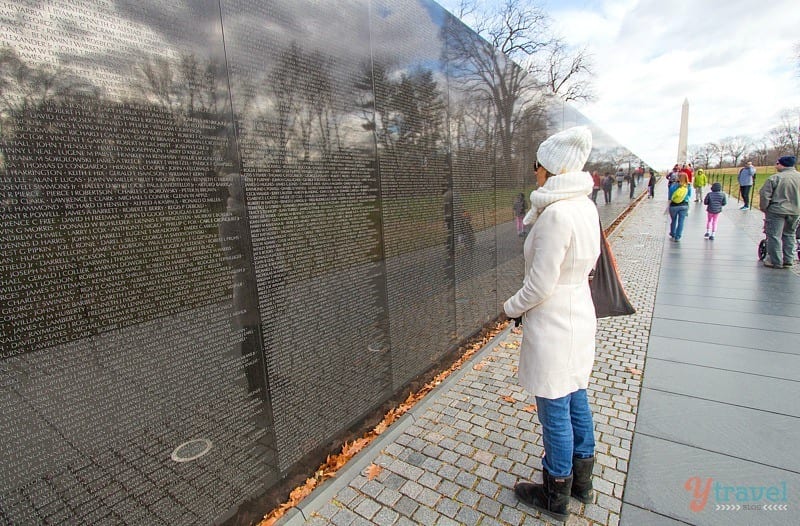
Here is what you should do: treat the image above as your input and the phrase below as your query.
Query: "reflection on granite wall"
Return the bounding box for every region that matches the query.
[0,1,641,524]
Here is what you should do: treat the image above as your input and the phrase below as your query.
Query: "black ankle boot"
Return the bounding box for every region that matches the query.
[514,469,573,521]
[571,456,595,503]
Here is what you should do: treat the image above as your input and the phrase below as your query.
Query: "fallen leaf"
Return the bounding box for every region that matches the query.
[366,464,383,480]
[522,404,537,413]
[501,395,516,404]
[258,319,511,526]
[511,366,518,374]
[499,341,520,349]
[288,477,316,504]
[511,327,522,335]
[473,362,486,371]
[626,366,643,375]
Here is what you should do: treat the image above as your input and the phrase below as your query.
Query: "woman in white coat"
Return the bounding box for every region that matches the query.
[503,126,601,521]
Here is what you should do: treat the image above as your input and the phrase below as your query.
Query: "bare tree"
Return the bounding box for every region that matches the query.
[443,1,549,181]
[707,142,725,168]
[768,108,800,159]
[688,144,710,170]
[720,135,751,168]
[748,138,771,167]
[445,0,595,186]
[541,40,595,102]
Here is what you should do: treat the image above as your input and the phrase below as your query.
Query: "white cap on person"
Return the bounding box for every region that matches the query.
[537,126,593,174]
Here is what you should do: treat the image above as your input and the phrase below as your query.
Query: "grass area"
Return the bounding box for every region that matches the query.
[704,165,779,210]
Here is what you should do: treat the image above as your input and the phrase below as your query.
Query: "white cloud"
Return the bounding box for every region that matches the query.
[440,0,800,169]
[548,0,800,168]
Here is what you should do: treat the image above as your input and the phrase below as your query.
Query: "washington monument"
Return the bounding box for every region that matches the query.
[677,98,689,164]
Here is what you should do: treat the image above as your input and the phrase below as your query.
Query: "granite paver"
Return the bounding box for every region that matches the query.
[281,183,666,525]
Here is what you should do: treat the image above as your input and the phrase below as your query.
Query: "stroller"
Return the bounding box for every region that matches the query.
[757,220,800,262]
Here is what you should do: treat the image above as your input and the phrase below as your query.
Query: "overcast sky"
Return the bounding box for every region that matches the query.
[437,0,800,169]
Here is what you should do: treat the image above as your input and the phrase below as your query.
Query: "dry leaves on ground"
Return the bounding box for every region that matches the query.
[499,341,520,349]
[258,319,511,526]
[626,366,643,375]
[366,464,383,480]
[501,395,516,404]
[522,404,537,413]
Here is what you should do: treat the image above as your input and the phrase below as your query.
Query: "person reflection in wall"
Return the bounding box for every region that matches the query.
[219,173,268,401]
[503,127,601,522]
[444,188,475,253]
[513,192,528,236]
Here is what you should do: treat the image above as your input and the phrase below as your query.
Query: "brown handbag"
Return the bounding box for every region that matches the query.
[589,226,636,318]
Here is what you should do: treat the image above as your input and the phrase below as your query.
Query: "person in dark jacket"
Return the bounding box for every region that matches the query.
[647,169,657,198]
[703,182,727,240]
[602,173,614,204]
[627,170,636,199]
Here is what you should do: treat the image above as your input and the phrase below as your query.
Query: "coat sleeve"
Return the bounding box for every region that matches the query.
[504,209,570,318]
[759,177,774,212]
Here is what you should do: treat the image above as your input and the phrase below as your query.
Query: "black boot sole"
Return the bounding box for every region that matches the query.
[515,484,570,522]
[571,489,594,504]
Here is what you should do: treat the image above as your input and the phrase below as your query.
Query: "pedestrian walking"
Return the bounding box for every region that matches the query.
[504,126,600,522]
[759,156,800,268]
[602,172,614,204]
[738,161,756,210]
[615,168,624,191]
[667,172,692,241]
[628,170,636,199]
[647,169,657,199]
[693,168,708,203]
[590,171,602,204]
[703,182,727,240]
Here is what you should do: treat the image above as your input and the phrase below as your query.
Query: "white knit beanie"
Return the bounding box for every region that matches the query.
[537,126,592,174]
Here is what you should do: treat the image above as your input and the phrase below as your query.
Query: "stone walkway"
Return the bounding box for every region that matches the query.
[621,186,800,525]
[276,182,797,526]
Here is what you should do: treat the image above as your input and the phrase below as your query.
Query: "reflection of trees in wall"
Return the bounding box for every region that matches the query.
[442,15,539,184]
[0,49,237,354]
[133,53,226,117]
[267,43,341,166]
[355,60,446,187]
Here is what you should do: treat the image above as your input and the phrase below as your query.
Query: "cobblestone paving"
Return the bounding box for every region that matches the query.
[290,195,668,526]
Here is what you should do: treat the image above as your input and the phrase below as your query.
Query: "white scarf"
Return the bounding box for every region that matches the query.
[522,171,594,225]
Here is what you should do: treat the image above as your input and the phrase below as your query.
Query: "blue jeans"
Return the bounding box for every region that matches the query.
[765,212,800,265]
[535,389,596,478]
[669,204,689,239]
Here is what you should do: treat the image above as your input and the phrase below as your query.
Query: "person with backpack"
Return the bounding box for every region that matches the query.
[667,172,692,241]
[703,182,727,240]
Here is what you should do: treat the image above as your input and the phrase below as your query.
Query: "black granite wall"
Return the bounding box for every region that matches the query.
[0,1,638,523]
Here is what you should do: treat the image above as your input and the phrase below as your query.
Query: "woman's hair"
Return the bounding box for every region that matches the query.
[678,172,689,185]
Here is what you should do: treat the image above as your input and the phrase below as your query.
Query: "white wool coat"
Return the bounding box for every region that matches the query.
[504,194,600,399]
